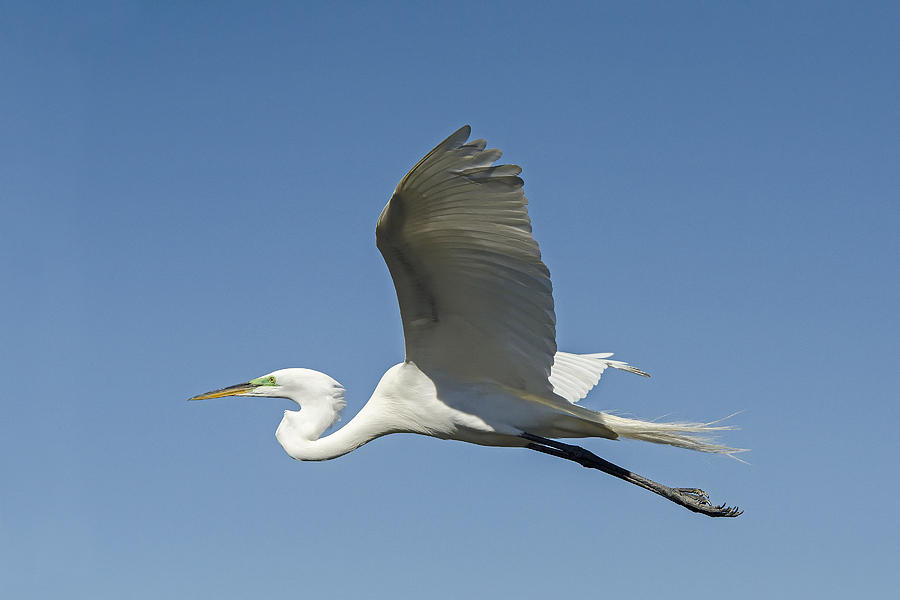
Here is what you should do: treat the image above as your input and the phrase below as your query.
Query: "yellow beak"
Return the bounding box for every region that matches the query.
[188,382,257,401]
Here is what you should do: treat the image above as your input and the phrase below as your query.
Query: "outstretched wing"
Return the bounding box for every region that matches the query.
[376,126,557,397]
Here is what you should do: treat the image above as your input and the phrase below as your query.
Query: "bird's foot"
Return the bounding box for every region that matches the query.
[672,487,743,517]
[674,488,711,506]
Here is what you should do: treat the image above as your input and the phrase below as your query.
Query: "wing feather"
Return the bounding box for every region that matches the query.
[549,352,651,403]
[376,126,557,396]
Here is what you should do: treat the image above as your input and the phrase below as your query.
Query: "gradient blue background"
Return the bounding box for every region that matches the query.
[2,2,897,598]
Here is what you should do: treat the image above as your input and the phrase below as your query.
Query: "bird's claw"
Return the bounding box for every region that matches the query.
[706,503,743,517]
[673,487,742,517]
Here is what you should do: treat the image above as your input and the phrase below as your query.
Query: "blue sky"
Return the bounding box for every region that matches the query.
[2,1,897,598]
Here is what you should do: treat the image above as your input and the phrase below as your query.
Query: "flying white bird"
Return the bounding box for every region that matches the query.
[191,126,742,517]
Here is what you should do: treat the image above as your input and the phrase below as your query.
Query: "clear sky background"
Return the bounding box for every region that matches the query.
[2,2,897,598]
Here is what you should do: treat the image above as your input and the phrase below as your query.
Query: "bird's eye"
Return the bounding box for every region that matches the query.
[269,376,276,384]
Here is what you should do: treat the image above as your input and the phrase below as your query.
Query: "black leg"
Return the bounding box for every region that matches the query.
[521,433,742,518]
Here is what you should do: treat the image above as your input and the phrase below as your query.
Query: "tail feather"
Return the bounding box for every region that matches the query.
[599,412,744,456]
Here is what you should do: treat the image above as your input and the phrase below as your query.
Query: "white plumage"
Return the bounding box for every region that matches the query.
[191,126,743,517]
[549,351,650,403]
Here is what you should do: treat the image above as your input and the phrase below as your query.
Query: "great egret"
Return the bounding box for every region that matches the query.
[191,126,743,517]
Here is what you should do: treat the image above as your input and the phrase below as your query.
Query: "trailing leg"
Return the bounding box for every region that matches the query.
[521,433,742,518]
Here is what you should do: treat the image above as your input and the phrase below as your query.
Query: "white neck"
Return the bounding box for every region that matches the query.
[276,399,390,461]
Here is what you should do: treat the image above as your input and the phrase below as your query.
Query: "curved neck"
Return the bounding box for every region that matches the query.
[276,400,389,461]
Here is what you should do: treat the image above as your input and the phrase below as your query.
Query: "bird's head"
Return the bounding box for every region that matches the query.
[189,368,347,443]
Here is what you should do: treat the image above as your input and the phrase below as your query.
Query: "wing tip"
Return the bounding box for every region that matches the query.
[608,361,651,378]
[452,124,471,143]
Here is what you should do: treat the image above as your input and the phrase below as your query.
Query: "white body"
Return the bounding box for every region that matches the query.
[277,361,605,459]
[273,359,733,462]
